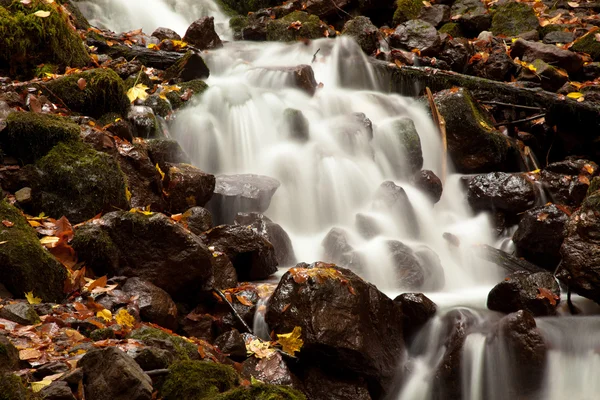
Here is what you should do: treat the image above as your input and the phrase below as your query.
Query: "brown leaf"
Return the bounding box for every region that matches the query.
[288,20,302,30]
[537,212,549,222]
[2,220,14,227]
[235,295,253,307]
[77,78,87,91]
[537,287,559,306]
[86,276,107,292]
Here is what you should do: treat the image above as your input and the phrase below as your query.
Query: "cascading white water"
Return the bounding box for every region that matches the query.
[77,1,600,399]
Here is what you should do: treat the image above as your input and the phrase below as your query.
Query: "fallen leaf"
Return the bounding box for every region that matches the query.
[115,309,135,327]
[19,348,42,360]
[33,10,51,17]
[25,291,42,304]
[567,92,584,99]
[77,78,86,91]
[2,220,14,227]
[31,380,52,393]
[236,295,253,307]
[125,186,132,202]
[568,1,579,7]
[537,212,549,222]
[126,84,149,102]
[147,43,160,51]
[96,309,112,322]
[155,163,165,180]
[537,287,559,306]
[245,338,276,359]
[288,20,302,30]
[40,236,60,246]
[87,276,107,292]
[276,326,303,356]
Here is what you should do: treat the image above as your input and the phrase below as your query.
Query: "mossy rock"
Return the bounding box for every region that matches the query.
[217,0,278,16]
[587,176,600,196]
[89,328,116,341]
[129,327,199,361]
[0,201,67,303]
[0,112,80,165]
[123,71,153,91]
[164,51,210,83]
[44,68,130,119]
[0,374,31,400]
[0,0,89,78]
[56,0,90,30]
[439,22,464,37]
[229,15,249,39]
[159,360,239,400]
[491,2,539,37]
[571,30,600,61]
[31,141,129,223]
[266,11,326,42]
[144,95,172,118]
[166,79,209,110]
[215,384,306,400]
[393,0,423,25]
[0,336,19,373]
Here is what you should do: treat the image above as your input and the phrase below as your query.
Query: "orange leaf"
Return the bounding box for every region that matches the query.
[2,220,14,227]
[235,295,253,307]
[537,287,559,306]
[19,348,42,360]
[77,78,86,91]
[87,276,107,292]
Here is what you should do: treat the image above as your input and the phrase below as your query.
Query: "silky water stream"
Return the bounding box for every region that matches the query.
[78,2,600,398]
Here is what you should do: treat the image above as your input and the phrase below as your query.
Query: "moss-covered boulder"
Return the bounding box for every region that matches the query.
[44,68,130,119]
[0,112,80,164]
[165,80,209,110]
[439,22,464,38]
[342,16,380,55]
[393,0,423,25]
[0,201,67,303]
[0,0,89,77]
[159,360,239,400]
[0,336,19,373]
[164,51,210,83]
[266,11,327,42]
[31,141,129,223]
[218,0,278,16]
[215,384,306,400]
[129,327,199,361]
[491,2,539,37]
[0,374,34,400]
[571,29,600,61]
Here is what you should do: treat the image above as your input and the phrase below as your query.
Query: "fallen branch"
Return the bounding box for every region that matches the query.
[479,101,543,111]
[212,289,253,334]
[473,244,546,274]
[493,113,546,127]
[425,86,447,184]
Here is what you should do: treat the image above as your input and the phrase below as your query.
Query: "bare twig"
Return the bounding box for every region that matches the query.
[39,84,72,112]
[145,369,170,377]
[311,48,320,64]
[212,289,253,334]
[479,100,543,111]
[425,87,447,184]
[328,0,352,19]
[493,113,546,127]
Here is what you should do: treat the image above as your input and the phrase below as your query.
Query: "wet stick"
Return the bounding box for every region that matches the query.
[425,87,447,184]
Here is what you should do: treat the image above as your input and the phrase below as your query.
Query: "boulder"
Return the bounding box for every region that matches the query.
[513,203,569,270]
[433,88,513,173]
[164,163,215,213]
[241,351,297,386]
[214,329,247,361]
[234,212,296,266]
[129,326,200,361]
[376,118,423,178]
[491,2,538,37]
[411,170,443,203]
[571,28,600,61]
[487,271,560,316]
[439,38,473,73]
[342,17,380,55]
[164,79,209,110]
[467,43,517,81]
[262,65,318,96]
[393,0,424,25]
[511,39,583,73]
[389,20,442,57]
[517,58,568,92]
[322,227,354,264]
[355,213,382,240]
[373,181,419,237]
[540,158,598,207]
[0,201,66,303]
[0,302,40,325]
[144,138,191,171]
[283,108,309,142]
[393,292,437,340]
[543,30,574,45]
[143,94,172,118]
[0,335,19,373]
[302,367,372,400]
[210,251,238,290]
[180,206,213,235]
[39,380,76,400]
[164,51,210,82]
[131,347,174,371]
[151,27,181,41]
[127,106,160,139]
[265,263,404,396]
[466,172,537,215]
[79,347,152,400]
[183,17,223,50]
[450,0,491,36]
[159,360,238,400]
[208,174,280,224]
[266,11,329,42]
[45,69,129,119]
[122,278,178,330]
[71,211,214,301]
[387,241,445,291]
[201,225,278,281]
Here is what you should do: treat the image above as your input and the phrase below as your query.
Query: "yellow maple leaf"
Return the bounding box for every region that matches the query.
[172,40,188,49]
[126,84,149,102]
[246,338,276,359]
[276,326,303,356]
[115,309,135,327]
[96,309,112,322]
[147,43,160,50]
[25,291,42,304]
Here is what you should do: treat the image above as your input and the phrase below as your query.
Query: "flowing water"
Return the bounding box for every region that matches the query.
[78,1,600,398]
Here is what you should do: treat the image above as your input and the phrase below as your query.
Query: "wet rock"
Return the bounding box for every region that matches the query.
[241,351,297,386]
[394,292,437,340]
[266,11,329,42]
[383,117,423,177]
[59,368,83,391]
[130,326,200,361]
[214,329,247,360]
[14,187,31,205]
[208,174,280,224]
[234,212,296,266]
[342,16,380,55]
[183,17,223,50]
[540,158,598,207]
[71,211,214,301]
[127,106,159,139]
[132,347,174,371]
[102,57,143,80]
[439,38,474,73]
[513,204,570,270]
[393,0,424,25]
[322,227,353,264]
[180,206,213,235]
[392,241,445,291]
[210,250,238,290]
[102,115,134,142]
[164,51,210,82]
[571,28,600,61]
[491,2,538,36]
[450,0,491,37]
[467,172,537,215]
[518,58,568,92]
[468,44,517,81]
[143,95,172,118]
[434,88,512,173]
[581,61,600,81]
[201,225,278,281]
[144,138,191,171]
[0,302,40,325]
[159,360,238,399]
[33,361,70,380]
[283,108,309,141]
[151,27,181,41]
[39,380,76,400]
[543,30,574,44]
[263,65,318,96]
[487,271,560,316]
[389,19,442,57]
[122,278,178,331]
[265,263,404,396]
[79,347,152,400]
[419,4,450,27]
[0,335,19,373]
[0,201,67,303]
[511,39,583,73]
[302,367,372,400]
[373,181,420,237]
[411,170,443,203]
[355,213,382,240]
[164,163,215,213]
[352,112,374,139]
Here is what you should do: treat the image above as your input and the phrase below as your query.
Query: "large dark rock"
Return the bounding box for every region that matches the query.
[0,335,19,373]
[183,17,223,50]
[283,108,309,142]
[0,302,40,325]
[433,88,512,173]
[164,163,215,213]
[80,347,152,400]
[263,65,318,96]
[208,174,280,224]
[487,271,560,316]
[394,293,437,340]
[201,225,278,281]
[163,51,210,82]
[342,17,380,55]
[214,329,247,361]
[419,4,450,27]
[450,0,491,36]
[467,44,517,82]
[265,263,404,397]
[180,206,213,235]
[439,38,474,73]
[389,19,442,57]
[71,211,214,301]
[491,2,538,36]
[518,58,568,92]
[122,278,178,330]
[387,241,445,291]
[127,106,159,139]
[540,158,598,207]
[411,170,443,203]
[513,203,569,270]
[151,27,181,41]
[376,118,423,178]
[511,39,584,73]
[322,227,354,264]
[144,138,191,171]
[39,380,76,400]
[234,212,296,266]
[466,172,537,215]
[241,351,297,386]
[302,367,372,400]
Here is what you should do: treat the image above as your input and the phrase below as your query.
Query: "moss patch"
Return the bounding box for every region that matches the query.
[491,2,539,36]
[0,112,80,164]
[572,30,600,61]
[393,0,423,25]
[32,141,129,223]
[229,15,249,39]
[166,79,209,110]
[0,0,89,78]
[215,384,306,400]
[129,327,199,361]
[439,22,464,37]
[0,201,67,303]
[266,11,325,42]
[218,0,278,16]
[159,360,239,400]
[44,68,130,119]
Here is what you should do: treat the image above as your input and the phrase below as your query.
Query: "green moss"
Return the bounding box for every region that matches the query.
[218,0,278,16]
[538,24,563,38]
[144,95,172,118]
[0,0,89,78]
[266,11,325,42]
[71,224,117,276]
[583,190,600,212]
[56,0,90,30]
[214,0,239,16]
[587,176,600,196]
[90,328,116,341]
[0,374,28,400]
[32,141,129,223]
[0,337,19,373]
[229,15,249,38]
[129,327,199,361]
[166,79,209,110]
[393,0,423,25]
[160,360,239,400]
[439,22,464,37]
[123,71,153,91]
[491,2,539,36]
[0,201,67,303]
[0,112,80,164]
[571,30,600,61]
[215,384,306,400]
[392,118,423,174]
[33,63,58,78]
[45,68,130,119]
[97,112,122,127]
